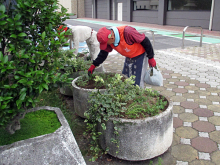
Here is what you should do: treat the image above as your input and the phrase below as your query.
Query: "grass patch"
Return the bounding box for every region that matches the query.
[0,109,61,146]
[0,88,75,146]
[0,88,89,156]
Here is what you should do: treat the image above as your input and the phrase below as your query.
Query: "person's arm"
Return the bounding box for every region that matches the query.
[92,50,109,66]
[124,26,156,67]
[140,37,154,59]
[124,26,154,59]
[88,50,109,74]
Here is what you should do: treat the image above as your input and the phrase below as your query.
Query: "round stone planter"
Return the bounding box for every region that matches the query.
[98,96,173,161]
[60,64,105,96]
[72,76,106,118]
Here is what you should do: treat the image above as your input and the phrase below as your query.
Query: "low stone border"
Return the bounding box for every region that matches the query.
[0,106,86,165]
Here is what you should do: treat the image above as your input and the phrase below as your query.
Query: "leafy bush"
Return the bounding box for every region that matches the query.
[58,49,92,74]
[75,72,116,89]
[0,0,70,134]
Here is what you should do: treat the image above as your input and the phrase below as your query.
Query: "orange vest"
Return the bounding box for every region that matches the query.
[110,26,145,58]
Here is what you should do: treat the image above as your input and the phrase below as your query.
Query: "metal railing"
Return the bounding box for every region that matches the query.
[182,26,203,49]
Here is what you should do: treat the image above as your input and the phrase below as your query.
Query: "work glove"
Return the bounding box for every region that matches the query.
[148,58,156,67]
[88,64,96,75]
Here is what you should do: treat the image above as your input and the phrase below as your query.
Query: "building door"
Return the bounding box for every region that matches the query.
[117,3,122,21]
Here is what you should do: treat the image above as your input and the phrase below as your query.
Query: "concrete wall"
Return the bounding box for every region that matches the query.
[97,0,108,19]
[71,0,77,15]
[58,0,72,13]
[85,0,93,18]
[212,0,220,31]
[166,11,211,29]
[77,0,85,18]
[86,0,220,31]
[133,11,158,24]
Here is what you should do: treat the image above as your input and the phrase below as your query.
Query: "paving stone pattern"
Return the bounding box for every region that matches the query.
[102,43,220,165]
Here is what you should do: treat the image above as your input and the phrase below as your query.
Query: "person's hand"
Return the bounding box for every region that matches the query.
[148,58,156,67]
[88,64,96,75]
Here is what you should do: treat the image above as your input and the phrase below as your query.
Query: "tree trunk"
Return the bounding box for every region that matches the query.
[6,111,27,134]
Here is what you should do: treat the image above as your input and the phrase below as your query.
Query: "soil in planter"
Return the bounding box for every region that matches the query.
[120,94,169,119]
[0,110,61,146]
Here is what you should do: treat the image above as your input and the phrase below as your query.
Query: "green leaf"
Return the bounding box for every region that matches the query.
[18,79,27,84]
[6,18,13,23]
[16,26,22,31]
[1,69,6,73]
[24,2,31,6]
[14,14,22,21]
[63,43,69,46]
[20,88,27,94]
[24,39,32,43]
[10,34,17,38]
[16,100,22,108]
[19,92,26,100]
[4,97,13,100]
[0,20,7,25]
[28,98,33,103]
[30,59,35,63]
[0,5,6,13]
[2,55,8,63]
[91,157,96,162]
[101,123,106,130]
[3,85,10,88]
[42,83,48,90]
[42,31,46,40]
[18,32,27,37]
[11,84,18,88]
[27,81,33,85]
[0,14,7,19]
[7,110,14,113]
[39,85,44,93]
[1,105,7,109]
[14,76,20,79]
[0,52,3,61]
[21,54,29,58]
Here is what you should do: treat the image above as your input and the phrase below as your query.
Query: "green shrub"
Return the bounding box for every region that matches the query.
[0,0,70,134]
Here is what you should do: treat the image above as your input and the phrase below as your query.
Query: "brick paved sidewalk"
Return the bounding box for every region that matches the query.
[102,44,220,165]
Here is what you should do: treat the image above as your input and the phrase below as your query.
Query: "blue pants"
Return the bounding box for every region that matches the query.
[122,53,148,88]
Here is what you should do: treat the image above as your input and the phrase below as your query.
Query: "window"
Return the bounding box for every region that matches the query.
[168,0,212,11]
[133,0,159,11]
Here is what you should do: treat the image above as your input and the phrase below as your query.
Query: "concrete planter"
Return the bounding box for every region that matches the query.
[0,106,86,165]
[72,76,106,118]
[98,96,173,161]
[60,65,105,96]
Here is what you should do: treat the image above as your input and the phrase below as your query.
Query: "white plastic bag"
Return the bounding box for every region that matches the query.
[144,66,163,86]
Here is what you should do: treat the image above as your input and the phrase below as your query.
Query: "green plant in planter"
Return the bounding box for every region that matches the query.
[75,72,117,89]
[0,0,70,134]
[57,49,92,96]
[58,49,92,74]
[83,73,168,161]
